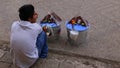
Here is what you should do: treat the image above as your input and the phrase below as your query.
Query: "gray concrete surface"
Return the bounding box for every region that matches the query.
[0,49,5,58]
[0,47,119,68]
[0,0,120,63]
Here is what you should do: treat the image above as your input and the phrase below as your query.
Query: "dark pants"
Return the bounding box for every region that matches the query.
[36,31,48,58]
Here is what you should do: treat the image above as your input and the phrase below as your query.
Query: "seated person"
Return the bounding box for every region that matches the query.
[10,4,48,68]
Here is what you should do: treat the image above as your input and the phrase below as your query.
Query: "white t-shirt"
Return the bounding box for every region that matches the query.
[10,21,42,68]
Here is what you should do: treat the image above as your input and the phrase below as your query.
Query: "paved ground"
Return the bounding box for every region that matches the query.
[0,0,120,66]
[0,46,120,68]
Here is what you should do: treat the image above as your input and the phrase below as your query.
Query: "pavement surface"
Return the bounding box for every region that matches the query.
[0,0,120,67]
[0,46,120,68]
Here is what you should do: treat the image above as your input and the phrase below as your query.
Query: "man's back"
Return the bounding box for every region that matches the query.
[10,21,42,68]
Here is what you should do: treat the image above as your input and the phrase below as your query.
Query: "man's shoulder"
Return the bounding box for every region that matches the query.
[12,21,19,27]
[31,23,40,29]
[32,23,42,34]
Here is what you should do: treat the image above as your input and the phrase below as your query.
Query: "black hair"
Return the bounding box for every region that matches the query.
[18,4,35,21]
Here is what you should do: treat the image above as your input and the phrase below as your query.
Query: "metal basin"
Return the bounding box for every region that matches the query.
[40,23,61,41]
[66,21,89,45]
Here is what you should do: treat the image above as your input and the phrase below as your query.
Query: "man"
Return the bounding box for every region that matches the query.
[10,4,48,68]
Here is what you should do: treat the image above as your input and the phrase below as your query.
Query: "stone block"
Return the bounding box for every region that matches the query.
[0,51,12,64]
[0,49,5,59]
[0,62,11,68]
[59,60,74,68]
